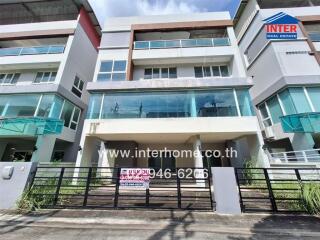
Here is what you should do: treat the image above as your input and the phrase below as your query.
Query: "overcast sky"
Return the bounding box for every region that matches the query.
[88,0,240,27]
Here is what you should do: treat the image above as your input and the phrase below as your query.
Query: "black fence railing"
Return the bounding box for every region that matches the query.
[29,167,213,211]
[235,168,320,213]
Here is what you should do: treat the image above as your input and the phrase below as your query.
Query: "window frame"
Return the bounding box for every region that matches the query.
[143,67,177,79]
[71,76,84,98]
[33,71,57,84]
[194,65,230,78]
[97,60,127,82]
[0,73,21,85]
[259,102,273,128]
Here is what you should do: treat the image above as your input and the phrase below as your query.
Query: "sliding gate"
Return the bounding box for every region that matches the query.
[29,167,213,211]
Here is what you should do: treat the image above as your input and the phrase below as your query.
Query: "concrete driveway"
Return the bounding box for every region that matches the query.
[0,209,319,240]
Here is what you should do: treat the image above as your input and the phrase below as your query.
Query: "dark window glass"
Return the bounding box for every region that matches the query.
[144,69,152,79]
[194,67,203,78]
[100,61,113,72]
[161,68,169,78]
[212,66,220,76]
[50,72,57,82]
[113,60,126,71]
[153,68,160,78]
[112,73,126,81]
[203,67,211,77]
[169,68,177,78]
[72,87,82,98]
[220,66,229,77]
[97,73,111,81]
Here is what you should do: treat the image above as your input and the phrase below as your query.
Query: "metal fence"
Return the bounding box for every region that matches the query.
[235,168,320,213]
[29,167,213,211]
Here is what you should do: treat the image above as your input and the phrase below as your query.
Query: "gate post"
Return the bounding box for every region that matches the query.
[211,167,241,214]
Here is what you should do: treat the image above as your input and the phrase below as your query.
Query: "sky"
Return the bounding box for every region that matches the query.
[88,0,241,27]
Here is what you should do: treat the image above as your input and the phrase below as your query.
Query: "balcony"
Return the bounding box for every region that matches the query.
[269,149,320,164]
[280,112,320,133]
[0,45,65,57]
[134,37,230,50]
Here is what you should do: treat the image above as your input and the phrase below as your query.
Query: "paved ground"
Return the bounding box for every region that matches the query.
[0,209,319,240]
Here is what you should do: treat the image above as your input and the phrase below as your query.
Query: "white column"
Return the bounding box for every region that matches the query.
[192,135,205,187]
[31,135,56,162]
[246,133,270,168]
[97,141,115,181]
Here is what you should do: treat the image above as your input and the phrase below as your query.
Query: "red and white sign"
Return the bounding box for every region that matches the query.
[119,168,150,189]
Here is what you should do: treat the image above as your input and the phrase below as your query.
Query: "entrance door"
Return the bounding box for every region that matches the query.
[149,151,176,171]
[202,150,221,169]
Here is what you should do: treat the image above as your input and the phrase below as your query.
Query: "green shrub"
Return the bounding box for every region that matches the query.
[301,182,320,215]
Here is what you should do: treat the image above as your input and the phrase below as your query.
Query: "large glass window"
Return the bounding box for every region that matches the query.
[0,95,40,117]
[97,60,127,82]
[266,96,283,124]
[289,88,312,113]
[307,87,320,112]
[88,89,252,119]
[236,89,255,116]
[87,94,103,119]
[60,101,74,127]
[196,90,238,117]
[259,104,272,127]
[278,89,297,115]
[34,71,56,83]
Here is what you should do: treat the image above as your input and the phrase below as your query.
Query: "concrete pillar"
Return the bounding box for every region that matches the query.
[192,135,205,186]
[211,167,241,214]
[97,141,115,181]
[0,141,8,161]
[30,135,56,162]
[246,133,270,168]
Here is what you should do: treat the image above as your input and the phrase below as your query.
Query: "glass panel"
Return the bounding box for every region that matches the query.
[97,73,111,81]
[79,80,84,90]
[100,61,113,72]
[134,41,149,49]
[4,74,13,84]
[212,66,220,77]
[42,72,50,82]
[34,72,43,83]
[60,101,74,127]
[50,72,57,82]
[259,104,272,127]
[220,66,229,77]
[11,73,20,84]
[150,41,165,48]
[161,68,169,78]
[49,95,64,118]
[113,60,127,71]
[74,76,80,87]
[165,40,180,48]
[203,67,211,77]
[289,88,312,113]
[0,74,5,84]
[307,87,320,111]
[169,68,177,78]
[196,38,213,47]
[3,95,40,117]
[87,94,102,119]
[213,38,230,46]
[236,89,254,116]
[144,69,152,79]
[181,39,196,47]
[153,68,160,79]
[0,47,21,56]
[72,87,82,98]
[112,73,126,81]
[48,45,65,54]
[37,95,55,117]
[194,67,203,78]
[72,108,81,122]
[196,90,238,117]
[279,89,297,115]
[266,96,283,124]
[20,46,48,55]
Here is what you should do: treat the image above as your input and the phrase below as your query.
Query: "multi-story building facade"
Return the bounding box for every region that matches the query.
[0,0,100,163]
[75,12,270,171]
[234,0,320,166]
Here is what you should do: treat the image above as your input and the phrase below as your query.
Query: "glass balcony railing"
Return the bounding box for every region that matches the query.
[309,32,320,42]
[134,37,230,50]
[0,45,65,57]
[280,112,320,133]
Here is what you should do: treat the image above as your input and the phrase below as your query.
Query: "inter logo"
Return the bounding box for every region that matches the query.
[264,12,299,40]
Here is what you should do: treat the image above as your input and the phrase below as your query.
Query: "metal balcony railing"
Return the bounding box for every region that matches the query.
[134,37,230,50]
[269,149,320,164]
[0,45,65,57]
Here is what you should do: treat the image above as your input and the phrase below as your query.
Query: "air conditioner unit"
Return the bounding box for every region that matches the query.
[265,126,275,139]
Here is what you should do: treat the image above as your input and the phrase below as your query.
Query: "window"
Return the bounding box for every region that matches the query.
[11,151,33,162]
[259,103,272,127]
[194,65,230,78]
[144,67,177,79]
[0,73,20,85]
[306,87,320,112]
[266,96,283,124]
[97,60,127,81]
[236,89,255,116]
[72,76,84,98]
[34,72,56,83]
[0,95,40,117]
[60,101,81,130]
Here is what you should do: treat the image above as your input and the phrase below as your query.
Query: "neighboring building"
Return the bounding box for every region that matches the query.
[234,0,320,166]
[75,12,270,171]
[0,0,100,163]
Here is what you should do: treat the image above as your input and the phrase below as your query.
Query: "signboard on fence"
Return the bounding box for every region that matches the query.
[119,168,150,189]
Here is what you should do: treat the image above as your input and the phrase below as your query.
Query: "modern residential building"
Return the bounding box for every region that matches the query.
[234,0,320,166]
[75,12,270,171]
[0,0,100,163]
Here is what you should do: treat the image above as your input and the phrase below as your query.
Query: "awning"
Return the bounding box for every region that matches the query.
[280,112,320,133]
